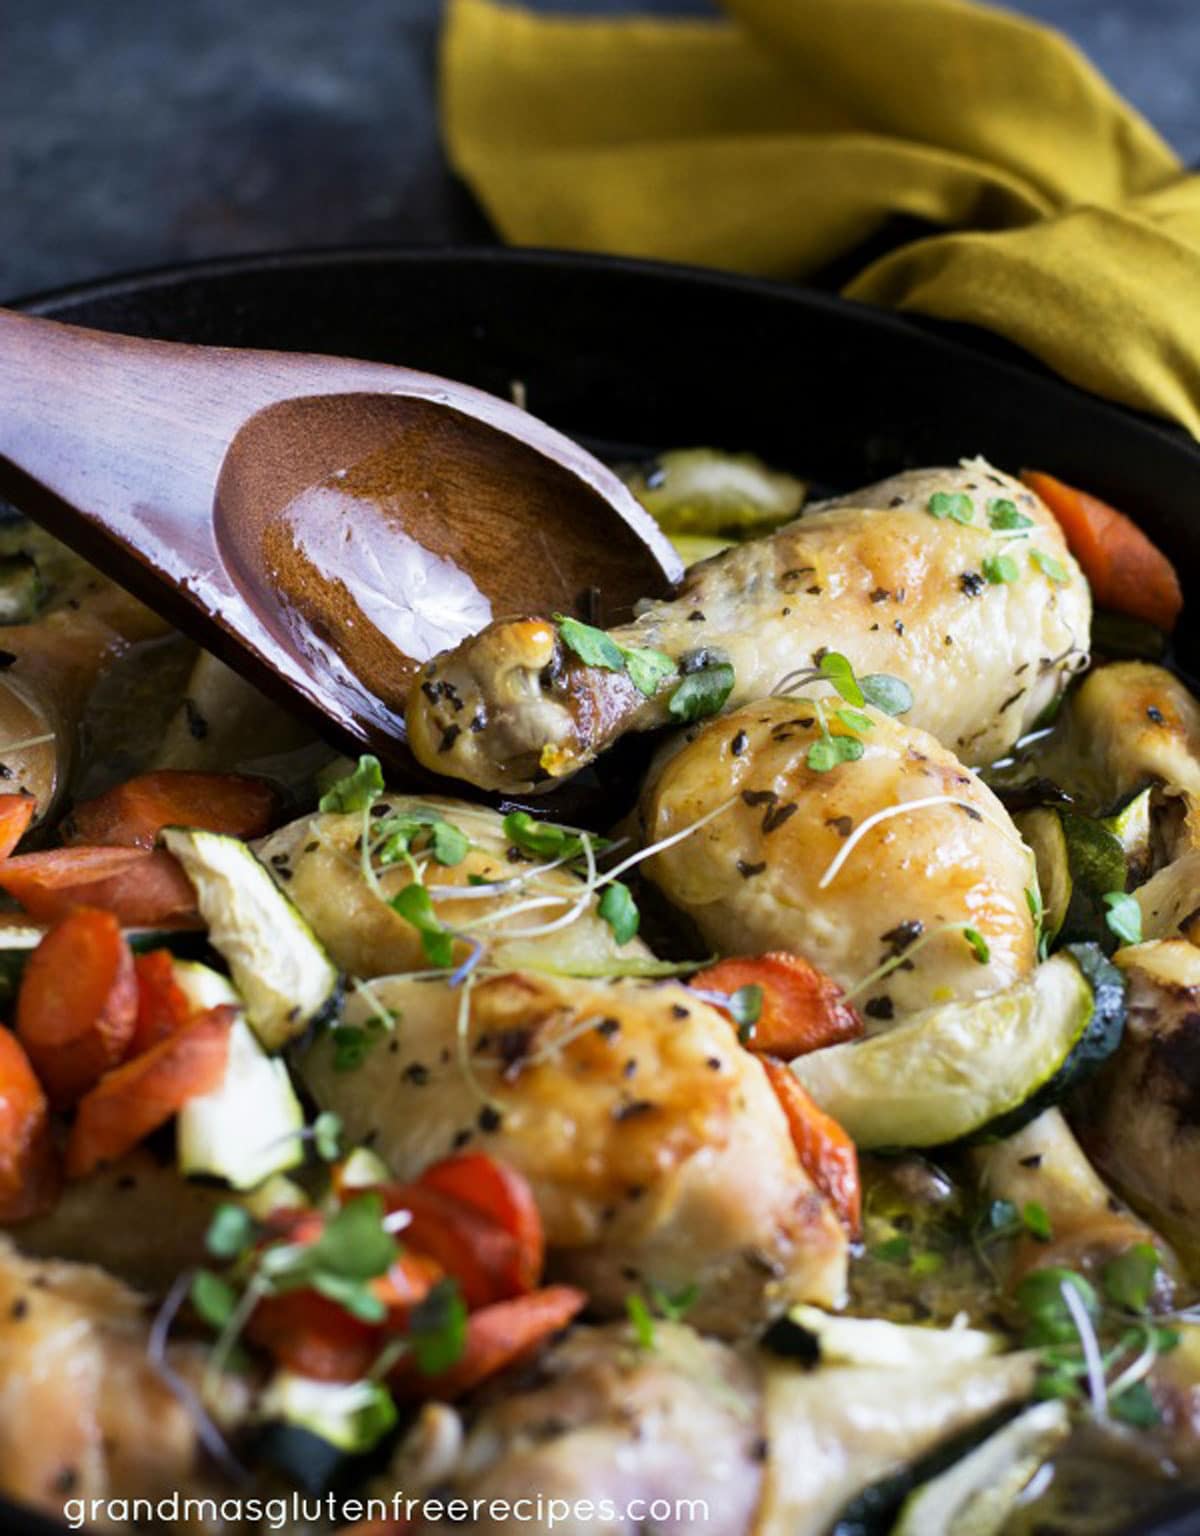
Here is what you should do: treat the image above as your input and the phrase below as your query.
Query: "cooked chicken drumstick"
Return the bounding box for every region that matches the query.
[407,462,1090,794]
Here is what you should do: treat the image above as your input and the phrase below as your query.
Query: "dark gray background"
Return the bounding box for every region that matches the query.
[3,0,1197,301]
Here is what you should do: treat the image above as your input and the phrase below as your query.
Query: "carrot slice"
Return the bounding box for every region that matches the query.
[1022,470,1183,632]
[417,1153,544,1292]
[380,1183,524,1309]
[692,952,863,1061]
[0,1025,59,1222]
[0,846,198,926]
[65,1005,234,1178]
[16,907,138,1109]
[761,1057,861,1239]
[391,1285,586,1402]
[247,1288,384,1383]
[130,949,193,1055]
[66,770,279,850]
[0,794,35,861]
[372,1251,444,1314]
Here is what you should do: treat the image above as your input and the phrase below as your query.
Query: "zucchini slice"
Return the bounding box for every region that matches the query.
[173,961,305,1190]
[258,1370,397,1454]
[890,1400,1069,1536]
[791,949,1124,1148]
[162,827,340,1050]
[1013,809,1071,947]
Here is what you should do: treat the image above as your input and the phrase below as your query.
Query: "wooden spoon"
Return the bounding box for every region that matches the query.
[0,308,680,770]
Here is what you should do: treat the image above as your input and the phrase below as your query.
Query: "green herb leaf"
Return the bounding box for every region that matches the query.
[332,1024,379,1073]
[819,652,866,708]
[1015,1266,1099,1346]
[205,1204,255,1260]
[1110,1379,1161,1427]
[391,883,455,968]
[190,1269,239,1329]
[409,1278,469,1375]
[1102,1243,1161,1312]
[430,820,470,867]
[650,1283,700,1321]
[982,553,1019,585]
[554,614,626,672]
[835,707,874,735]
[626,1292,656,1350]
[668,662,735,723]
[598,881,640,946]
[859,674,914,717]
[1022,1201,1053,1241]
[1030,549,1069,585]
[988,499,1034,531]
[1102,891,1142,946]
[504,810,568,859]
[962,927,991,964]
[873,1235,912,1265]
[806,734,865,773]
[729,983,763,1043]
[927,491,975,525]
[312,1110,343,1162]
[623,645,677,698]
[308,1193,395,1281]
[319,755,385,814]
[310,1270,389,1323]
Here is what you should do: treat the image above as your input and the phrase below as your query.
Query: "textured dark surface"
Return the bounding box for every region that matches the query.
[2,0,1198,300]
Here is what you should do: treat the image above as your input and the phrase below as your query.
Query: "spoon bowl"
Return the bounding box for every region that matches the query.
[0,307,680,768]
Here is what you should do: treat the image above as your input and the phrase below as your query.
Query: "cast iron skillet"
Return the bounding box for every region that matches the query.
[4,246,1200,1536]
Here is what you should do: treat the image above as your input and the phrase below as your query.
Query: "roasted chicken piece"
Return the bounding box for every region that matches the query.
[972,1108,1175,1296]
[407,462,1090,793]
[391,1323,766,1536]
[0,1239,249,1529]
[302,971,849,1333]
[384,1320,1038,1536]
[1074,940,1200,1274]
[1036,661,1200,837]
[254,796,651,979]
[638,697,1036,1018]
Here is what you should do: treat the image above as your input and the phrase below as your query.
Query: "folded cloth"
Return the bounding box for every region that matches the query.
[441,0,1200,436]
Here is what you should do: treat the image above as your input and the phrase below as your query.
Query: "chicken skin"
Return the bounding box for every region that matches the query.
[301,971,849,1334]
[254,795,650,980]
[639,698,1036,1018]
[407,462,1089,793]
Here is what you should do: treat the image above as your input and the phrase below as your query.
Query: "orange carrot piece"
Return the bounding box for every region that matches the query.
[417,1153,544,1293]
[0,1025,59,1223]
[16,907,138,1109]
[247,1288,385,1383]
[391,1285,586,1402]
[761,1058,861,1238]
[379,1183,524,1310]
[1022,470,1183,632]
[130,949,193,1056]
[65,1005,234,1177]
[0,846,198,926]
[66,770,279,850]
[0,794,35,861]
[692,952,863,1061]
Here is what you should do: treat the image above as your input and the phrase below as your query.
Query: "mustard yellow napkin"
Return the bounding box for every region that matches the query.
[441,0,1200,436]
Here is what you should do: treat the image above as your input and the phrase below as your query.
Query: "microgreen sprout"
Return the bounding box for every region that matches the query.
[554,614,676,699]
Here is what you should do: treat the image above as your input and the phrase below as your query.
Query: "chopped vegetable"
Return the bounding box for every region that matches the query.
[130,949,192,1055]
[416,1153,544,1294]
[0,794,35,859]
[390,1285,586,1402]
[691,952,863,1060]
[761,1057,861,1237]
[0,845,198,925]
[16,907,138,1108]
[65,1005,235,1177]
[1022,470,1182,631]
[377,1182,527,1310]
[66,770,278,849]
[0,1024,59,1222]
[247,1287,383,1383]
[621,447,806,537]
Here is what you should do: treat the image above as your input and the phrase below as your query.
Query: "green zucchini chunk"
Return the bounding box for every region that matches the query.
[161,827,340,1050]
[791,949,1125,1148]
